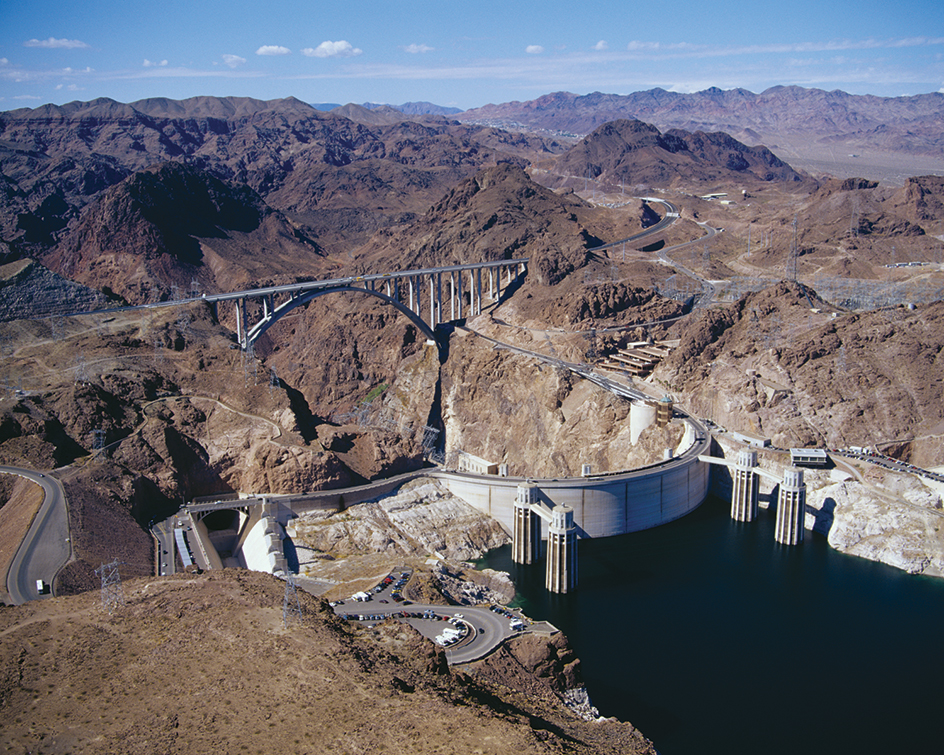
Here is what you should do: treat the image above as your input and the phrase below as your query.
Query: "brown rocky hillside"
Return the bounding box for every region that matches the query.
[0,96,562,261]
[41,161,328,303]
[547,119,803,190]
[656,282,944,459]
[0,569,655,755]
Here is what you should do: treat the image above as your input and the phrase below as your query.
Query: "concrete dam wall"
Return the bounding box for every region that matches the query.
[432,453,710,539]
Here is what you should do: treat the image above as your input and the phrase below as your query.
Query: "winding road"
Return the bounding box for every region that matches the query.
[1,466,72,605]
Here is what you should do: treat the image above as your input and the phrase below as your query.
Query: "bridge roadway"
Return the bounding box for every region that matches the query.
[192,197,679,309]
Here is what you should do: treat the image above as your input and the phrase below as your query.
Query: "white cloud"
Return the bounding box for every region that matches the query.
[302,40,363,58]
[222,54,246,68]
[24,37,89,49]
[593,40,608,51]
[143,59,169,68]
[0,58,8,65]
[404,43,433,54]
[525,45,544,54]
[13,94,42,100]
[256,45,291,56]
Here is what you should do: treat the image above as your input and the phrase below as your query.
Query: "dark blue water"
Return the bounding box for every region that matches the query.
[478,495,944,755]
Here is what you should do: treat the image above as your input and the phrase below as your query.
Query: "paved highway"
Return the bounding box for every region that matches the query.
[657,222,721,306]
[587,197,681,256]
[2,467,72,604]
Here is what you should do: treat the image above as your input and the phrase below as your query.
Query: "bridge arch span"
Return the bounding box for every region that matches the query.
[246,285,438,348]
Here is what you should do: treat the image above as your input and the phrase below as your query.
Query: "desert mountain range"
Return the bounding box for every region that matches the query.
[458,86,944,157]
[2,87,944,752]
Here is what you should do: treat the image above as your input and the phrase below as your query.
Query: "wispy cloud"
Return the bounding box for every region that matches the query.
[593,41,608,51]
[143,59,168,68]
[13,94,42,100]
[256,45,291,56]
[24,37,90,50]
[302,41,363,58]
[404,43,434,54]
[623,36,944,59]
[222,54,246,68]
[525,45,544,54]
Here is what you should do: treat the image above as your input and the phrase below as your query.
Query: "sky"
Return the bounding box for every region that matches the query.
[1,0,942,111]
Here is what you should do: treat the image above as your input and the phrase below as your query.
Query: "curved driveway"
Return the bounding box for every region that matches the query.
[2,467,72,604]
[333,577,526,664]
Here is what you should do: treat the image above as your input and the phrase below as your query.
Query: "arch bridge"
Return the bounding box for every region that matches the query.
[203,259,528,350]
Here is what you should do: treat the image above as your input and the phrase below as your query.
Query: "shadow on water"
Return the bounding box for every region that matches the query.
[478,494,944,755]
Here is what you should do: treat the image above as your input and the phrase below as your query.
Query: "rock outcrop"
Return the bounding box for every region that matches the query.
[291,479,510,563]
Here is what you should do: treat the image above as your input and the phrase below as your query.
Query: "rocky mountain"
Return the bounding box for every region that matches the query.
[0,258,109,320]
[0,95,563,263]
[458,86,944,157]
[547,119,803,190]
[655,282,944,456]
[364,101,464,116]
[356,163,604,278]
[41,161,326,304]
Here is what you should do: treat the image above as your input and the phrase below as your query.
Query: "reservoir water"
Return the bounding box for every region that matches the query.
[478,494,944,755]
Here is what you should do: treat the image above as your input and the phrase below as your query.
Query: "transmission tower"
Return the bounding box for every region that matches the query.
[282,572,304,628]
[152,332,164,364]
[242,342,258,386]
[176,310,192,335]
[73,356,91,384]
[49,316,65,342]
[189,277,201,300]
[95,560,126,613]
[851,194,859,238]
[420,425,440,457]
[583,329,598,363]
[91,428,106,453]
[787,214,799,282]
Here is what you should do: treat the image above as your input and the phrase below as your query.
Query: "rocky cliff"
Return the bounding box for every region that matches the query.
[655,282,944,455]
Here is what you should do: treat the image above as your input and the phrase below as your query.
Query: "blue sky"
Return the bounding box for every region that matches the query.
[1,0,942,110]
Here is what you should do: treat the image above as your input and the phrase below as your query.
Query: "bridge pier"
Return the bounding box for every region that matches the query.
[731,450,759,522]
[546,505,578,594]
[512,483,540,565]
[235,299,244,347]
[775,467,806,545]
